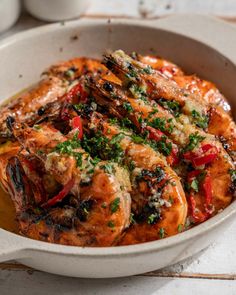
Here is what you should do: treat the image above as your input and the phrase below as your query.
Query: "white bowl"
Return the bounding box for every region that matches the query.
[0,0,21,34]
[24,0,89,22]
[0,15,236,278]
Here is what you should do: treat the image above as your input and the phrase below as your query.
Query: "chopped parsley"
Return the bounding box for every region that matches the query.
[131,134,146,144]
[110,197,120,213]
[159,99,181,117]
[147,213,159,225]
[123,102,133,113]
[81,133,124,164]
[54,133,84,167]
[190,178,199,192]
[148,117,173,133]
[107,220,115,229]
[191,110,209,129]
[177,224,183,233]
[150,136,173,156]
[129,83,148,102]
[130,213,136,224]
[159,227,165,239]
[100,163,114,174]
[184,133,205,152]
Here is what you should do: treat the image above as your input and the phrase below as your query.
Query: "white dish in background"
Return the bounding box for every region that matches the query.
[24,0,90,22]
[0,0,21,34]
[0,15,236,278]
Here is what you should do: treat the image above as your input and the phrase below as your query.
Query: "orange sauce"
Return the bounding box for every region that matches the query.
[0,184,18,233]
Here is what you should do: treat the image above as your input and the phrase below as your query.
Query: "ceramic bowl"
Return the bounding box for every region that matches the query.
[0,15,236,278]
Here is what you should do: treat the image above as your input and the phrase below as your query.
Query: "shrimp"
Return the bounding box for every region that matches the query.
[5,155,131,246]
[104,50,236,163]
[45,57,107,82]
[136,54,231,113]
[80,111,187,242]
[0,77,68,141]
[86,73,235,221]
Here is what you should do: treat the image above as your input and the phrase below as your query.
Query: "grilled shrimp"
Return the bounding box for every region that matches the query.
[80,112,187,242]
[86,71,235,221]
[6,155,131,246]
[136,54,231,113]
[45,57,107,81]
[104,50,236,163]
[0,77,68,141]
[9,121,95,195]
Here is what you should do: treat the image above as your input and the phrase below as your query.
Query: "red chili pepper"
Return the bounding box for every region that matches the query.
[146,126,164,141]
[189,194,207,223]
[170,148,179,166]
[65,83,88,103]
[183,144,218,167]
[202,173,213,214]
[42,178,75,209]
[187,170,201,181]
[71,116,83,139]
[192,153,217,167]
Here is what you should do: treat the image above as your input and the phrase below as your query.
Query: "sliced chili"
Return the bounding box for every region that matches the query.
[42,178,75,209]
[71,116,83,139]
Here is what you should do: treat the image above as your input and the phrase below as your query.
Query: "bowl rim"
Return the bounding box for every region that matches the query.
[0,16,236,258]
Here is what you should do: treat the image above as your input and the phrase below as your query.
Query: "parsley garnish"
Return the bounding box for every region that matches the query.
[123,102,133,113]
[177,224,183,233]
[191,110,209,129]
[159,227,165,239]
[148,117,173,133]
[107,220,115,229]
[147,213,159,225]
[81,133,124,164]
[184,133,205,152]
[54,133,84,167]
[100,163,114,174]
[159,99,180,117]
[110,197,120,213]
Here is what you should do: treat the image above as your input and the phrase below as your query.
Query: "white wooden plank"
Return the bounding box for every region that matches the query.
[0,269,236,295]
[162,220,236,275]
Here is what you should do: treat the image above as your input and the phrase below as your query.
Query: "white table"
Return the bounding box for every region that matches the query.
[0,1,236,294]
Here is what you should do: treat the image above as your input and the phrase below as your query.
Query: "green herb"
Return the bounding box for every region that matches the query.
[190,179,199,192]
[101,202,107,209]
[159,99,181,117]
[120,117,135,130]
[148,117,173,133]
[108,118,118,125]
[110,197,120,213]
[147,108,158,119]
[147,213,159,225]
[159,227,165,239]
[81,133,124,164]
[64,69,75,79]
[33,125,42,130]
[110,133,125,145]
[150,136,172,156]
[177,224,183,233]
[141,65,153,74]
[54,133,84,167]
[184,133,205,152]
[123,102,133,113]
[128,160,136,172]
[130,213,136,224]
[129,84,147,102]
[100,163,114,174]
[191,110,209,129]
[131,134,146,144]
[107,220,115,229]
[229,169,236,182]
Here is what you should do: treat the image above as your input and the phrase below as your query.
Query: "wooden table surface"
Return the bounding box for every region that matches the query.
[1,1,236,294]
